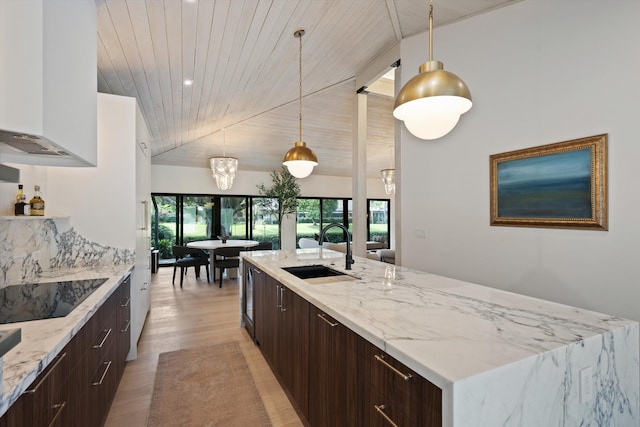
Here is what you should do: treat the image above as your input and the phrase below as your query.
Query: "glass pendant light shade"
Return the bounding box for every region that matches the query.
[210,156,238,190]
[283,141,318,178]
[380,168,395,194]
[394,2,472,140]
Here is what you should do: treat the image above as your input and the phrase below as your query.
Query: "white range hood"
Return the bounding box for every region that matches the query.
[0,0,97,167]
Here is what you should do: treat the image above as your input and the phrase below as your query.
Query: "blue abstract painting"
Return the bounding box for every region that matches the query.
[497,149,592,218]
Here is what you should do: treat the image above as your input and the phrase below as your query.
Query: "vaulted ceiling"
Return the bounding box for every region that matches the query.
[96,0,518,177]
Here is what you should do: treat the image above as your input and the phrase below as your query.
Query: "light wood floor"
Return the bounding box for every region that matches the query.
[104,267,303,427]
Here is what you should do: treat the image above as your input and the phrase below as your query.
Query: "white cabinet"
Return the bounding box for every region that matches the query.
[0,0,97,166]
[46,93,151,360]
[130,107,152,359]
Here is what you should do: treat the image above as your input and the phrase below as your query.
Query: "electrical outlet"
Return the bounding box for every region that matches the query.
[414,228,426,238]
[579,366,592,403]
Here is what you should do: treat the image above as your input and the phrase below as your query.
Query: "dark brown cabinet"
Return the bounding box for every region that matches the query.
[0,277,131,427]
[360,338,441,427]
[21,348,71,427]
[277,282,309,415]
[115,278,131,380]
[248,266,442,427]
[253,271,309,417]
[308,305,359,427]
[253,265,276,361]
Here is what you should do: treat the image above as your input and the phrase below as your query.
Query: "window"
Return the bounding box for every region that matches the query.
[151,195,178,260]
[296,197,390,247]
[368,199,390,248]
[151,193,280,259]
[296,199,321,240]
[252,197,280,249]
[151,193,389,257]
[220,196,247,238]
[182,196,215,244]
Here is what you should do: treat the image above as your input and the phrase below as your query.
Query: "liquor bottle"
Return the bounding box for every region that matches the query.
[14,185,27,216]
[29,185,45,216]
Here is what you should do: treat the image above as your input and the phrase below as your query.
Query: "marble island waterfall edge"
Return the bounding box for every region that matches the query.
[242,249,640,427]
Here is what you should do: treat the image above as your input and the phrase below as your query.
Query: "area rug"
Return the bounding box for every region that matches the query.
[147,341,272,426]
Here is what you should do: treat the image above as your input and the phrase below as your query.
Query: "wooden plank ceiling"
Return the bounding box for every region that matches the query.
[96,0,518,178]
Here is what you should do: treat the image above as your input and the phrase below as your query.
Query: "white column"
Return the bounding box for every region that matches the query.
[393,66,402,265]
[352,90,368,257]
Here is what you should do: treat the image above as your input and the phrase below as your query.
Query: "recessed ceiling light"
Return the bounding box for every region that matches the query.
[183,79,193,86]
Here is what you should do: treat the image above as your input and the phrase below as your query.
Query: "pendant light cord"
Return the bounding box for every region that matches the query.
[428,0,433,61]
[298,31,303,142]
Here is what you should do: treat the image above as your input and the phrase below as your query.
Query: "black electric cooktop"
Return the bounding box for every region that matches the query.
[0,278,108,324]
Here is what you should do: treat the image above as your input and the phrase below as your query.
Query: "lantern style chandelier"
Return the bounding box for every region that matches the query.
[283,29,318,178]
[380,146,395,194]
[380,169,395,195]
[393,0,472,140]
[209,129,238,191]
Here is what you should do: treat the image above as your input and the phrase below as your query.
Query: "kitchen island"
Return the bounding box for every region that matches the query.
[241,248,639,427]
[0,264,133,419]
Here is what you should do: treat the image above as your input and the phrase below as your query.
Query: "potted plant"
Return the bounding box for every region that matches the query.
[257,167,301,248]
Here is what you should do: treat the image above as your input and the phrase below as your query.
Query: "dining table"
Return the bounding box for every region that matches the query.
[186,239,259,282]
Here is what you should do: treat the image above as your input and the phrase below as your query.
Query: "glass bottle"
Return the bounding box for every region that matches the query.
[29,185,45,216]
[14,185,27,216]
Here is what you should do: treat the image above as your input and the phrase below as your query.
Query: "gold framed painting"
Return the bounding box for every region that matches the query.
[490,134,607,230]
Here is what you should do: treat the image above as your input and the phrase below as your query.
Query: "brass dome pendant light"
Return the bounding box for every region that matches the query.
[283,29,318,178]
[393,0,472,140]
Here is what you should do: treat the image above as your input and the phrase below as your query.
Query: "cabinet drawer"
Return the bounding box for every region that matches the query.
[0,393,24,427]
[87,310,117,373]
[22,350,69,427]
[116,279,131,331]
[360,340,420,422]
[363,385,417,427]
[87,339,120,427]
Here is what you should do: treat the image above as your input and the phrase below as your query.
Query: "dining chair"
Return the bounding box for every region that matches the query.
[213,246,243,287]
[172,245,210,288]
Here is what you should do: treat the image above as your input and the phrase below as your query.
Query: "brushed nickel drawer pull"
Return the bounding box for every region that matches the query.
[374,404,399,427]
[374,354,413,381]
[93,328,112,349]
[280,287,287,312]
[48,402,66,427]
[121,297,130,307]
[317,313,338,327]
[24,352,67,394]
[276,285,281,308]
[121,319,131,333]
[93,360,112,386]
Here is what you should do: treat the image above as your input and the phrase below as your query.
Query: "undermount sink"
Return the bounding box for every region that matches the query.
[0,328,21,358]
[282,264,354,281]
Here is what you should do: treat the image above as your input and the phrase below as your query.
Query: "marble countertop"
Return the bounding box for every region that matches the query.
[241,249,636,389]
[0,264,134,417]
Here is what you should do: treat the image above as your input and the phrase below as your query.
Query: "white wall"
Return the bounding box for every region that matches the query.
[151,164,391,199]
[398,0,640,322]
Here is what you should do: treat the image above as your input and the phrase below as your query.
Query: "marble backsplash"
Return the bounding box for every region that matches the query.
[0,217,134,286]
